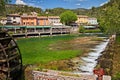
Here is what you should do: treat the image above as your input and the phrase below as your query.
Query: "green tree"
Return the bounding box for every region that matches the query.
[0,0,10,15]
[98,0,120,35]
[60,10,77,25]
[0,0,6,14]
[112,72,120,80]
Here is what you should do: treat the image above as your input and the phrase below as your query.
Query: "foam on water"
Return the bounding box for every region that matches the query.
[78,39,109,74]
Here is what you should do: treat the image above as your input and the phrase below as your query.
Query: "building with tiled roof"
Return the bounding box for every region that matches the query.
[48,16,61,25]
[76,15,89,25]
[6,14,21,25]
[37,16,49,26]
[21,15,37,26]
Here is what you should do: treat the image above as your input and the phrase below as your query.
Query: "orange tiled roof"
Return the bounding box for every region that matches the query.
[21,15,37,18]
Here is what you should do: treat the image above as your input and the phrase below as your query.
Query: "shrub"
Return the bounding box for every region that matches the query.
[112,72,120,80]
[79,26,85,33]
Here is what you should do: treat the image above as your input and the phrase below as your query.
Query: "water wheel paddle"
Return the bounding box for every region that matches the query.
[0,31,22,80]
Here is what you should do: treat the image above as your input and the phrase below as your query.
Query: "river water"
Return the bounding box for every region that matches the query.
[75,38,109,74]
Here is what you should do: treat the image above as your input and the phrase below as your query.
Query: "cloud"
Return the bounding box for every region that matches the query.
[100,1,109,6]
[16,0,26,5]
[75,3,81,6]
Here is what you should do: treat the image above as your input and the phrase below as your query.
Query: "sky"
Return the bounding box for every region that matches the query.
[11,0,109,10]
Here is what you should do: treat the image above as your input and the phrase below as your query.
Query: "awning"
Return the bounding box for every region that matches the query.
[36,26,51,28]
[83,26,96,29]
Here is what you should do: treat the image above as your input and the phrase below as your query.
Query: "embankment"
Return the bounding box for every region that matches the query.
[96,35,116,76]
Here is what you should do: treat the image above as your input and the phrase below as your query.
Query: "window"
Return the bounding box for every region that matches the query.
[13,21,16,23]
[31,22,34,25]
[23,22,25,25]
[13,17,16,19]
[31,18,33,20]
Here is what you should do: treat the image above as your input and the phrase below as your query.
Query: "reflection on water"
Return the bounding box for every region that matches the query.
[76,38,109,74]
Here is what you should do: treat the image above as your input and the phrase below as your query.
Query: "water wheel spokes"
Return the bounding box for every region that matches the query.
[0,31,22,80]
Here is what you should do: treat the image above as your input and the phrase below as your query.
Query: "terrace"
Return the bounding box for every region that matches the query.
[0,25,71,37]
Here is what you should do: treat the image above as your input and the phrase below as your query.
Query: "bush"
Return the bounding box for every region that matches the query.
[85,29,101,33]
[79,26,85,33]
[112,73,120,80]
[116,36,120,43]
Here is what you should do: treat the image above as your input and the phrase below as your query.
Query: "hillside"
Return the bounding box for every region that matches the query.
[45,8,90,16]
[0,4,43,16]
[1,4,91,17]
[94,0,120,79]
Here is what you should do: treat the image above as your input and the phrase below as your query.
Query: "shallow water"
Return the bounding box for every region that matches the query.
[75,38,109,74]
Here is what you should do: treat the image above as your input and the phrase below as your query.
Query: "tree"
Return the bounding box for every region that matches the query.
[60,10,77,25]
[0,0,10,15]
[0,0,6,14]
[98,0,120,35]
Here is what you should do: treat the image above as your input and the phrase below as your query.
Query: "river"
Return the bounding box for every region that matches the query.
[75,38,109,74]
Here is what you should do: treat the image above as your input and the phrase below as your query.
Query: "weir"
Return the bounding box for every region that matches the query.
[78,38,109,74]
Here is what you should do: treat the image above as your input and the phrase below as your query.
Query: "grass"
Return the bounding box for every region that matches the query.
[17,35,82,65]
[85,29,101,33]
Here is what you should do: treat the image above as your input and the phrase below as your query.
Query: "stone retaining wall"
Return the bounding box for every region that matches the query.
[32,70,96,80]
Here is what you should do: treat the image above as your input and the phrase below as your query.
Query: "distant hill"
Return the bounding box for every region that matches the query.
[2,0,119,17]
[72,8,89,15]
[45,7,90,16]
[2,4,43,16]
[2,4,90,16]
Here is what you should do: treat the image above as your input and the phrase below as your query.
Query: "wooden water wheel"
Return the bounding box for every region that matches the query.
[0,31,22,80]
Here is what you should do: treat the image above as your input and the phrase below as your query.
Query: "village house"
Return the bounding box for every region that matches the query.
[48,16,61,25]
[76,15,88,25]
[6,14,21,25]
[88,18,98,25]
[21,15,37,26]
[5,14,98,27]
[37,16,49,26]
[31,12,38,16]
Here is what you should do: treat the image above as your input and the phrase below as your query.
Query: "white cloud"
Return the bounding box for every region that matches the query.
[100,1,109,6]
[75,3,81,6]
[16,0,26,5]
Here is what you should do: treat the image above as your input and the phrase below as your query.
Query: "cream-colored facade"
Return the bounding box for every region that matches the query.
[48,16,60,25]
[6,14,21,25]
[76,15,88,25]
